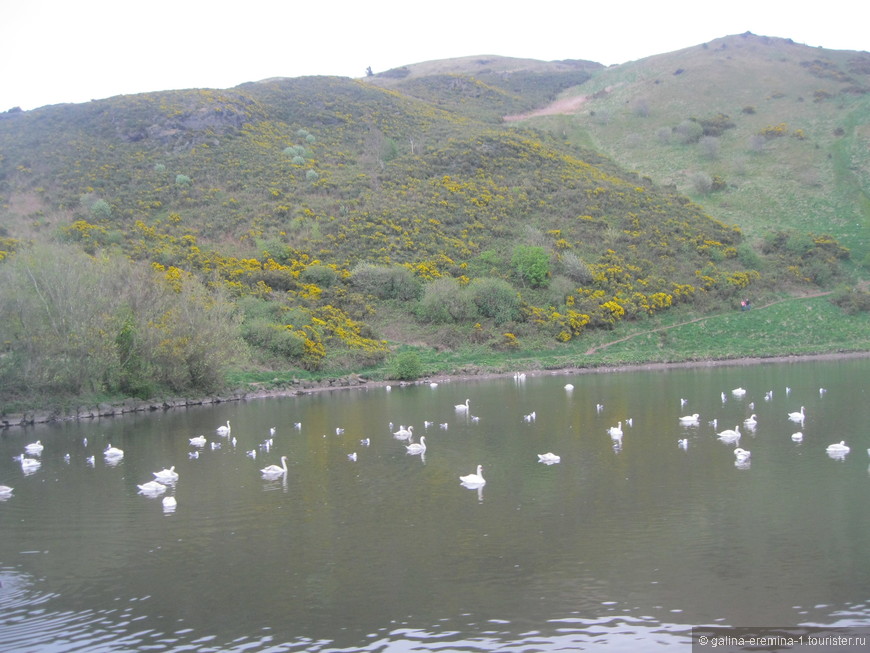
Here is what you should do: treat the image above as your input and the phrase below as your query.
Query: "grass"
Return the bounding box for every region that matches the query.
[223,295,870,391]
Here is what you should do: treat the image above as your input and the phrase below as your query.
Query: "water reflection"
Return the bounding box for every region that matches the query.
[1,356,869,651]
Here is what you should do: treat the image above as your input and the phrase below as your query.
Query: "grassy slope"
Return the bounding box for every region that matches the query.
[527,33,870,262]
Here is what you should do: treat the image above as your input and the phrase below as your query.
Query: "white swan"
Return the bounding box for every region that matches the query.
[216,420,231,436]
[564,383,574,391]
[732,387,747,397]
[104,444,124,459]
[347,452,358,462]
[393,425,413,440]
[162,496,177,510]
[523,411,536,422]
[406,436,427,455]
[537,452,561,464]
[138,480,166,495]
[24,440,44,455]
[153,466,179,483]
[825,441,850,454]
[734,447,751,463]
[678,414,700,424]
[0,485,14,496]
[717,425,741,442]
[791,431,804,442]
[788,406,806,423]
[261,455,289,477]
[189,435,207,447]
[743,414,758,427]
[460,464,486,486]
[607,421,623,438]
[678,438,688,450]
[455,398,470,412]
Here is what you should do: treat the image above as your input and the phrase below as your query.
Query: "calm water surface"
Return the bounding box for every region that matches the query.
[1,357,869,651]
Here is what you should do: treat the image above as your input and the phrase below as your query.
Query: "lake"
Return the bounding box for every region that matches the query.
[1,356,869,651]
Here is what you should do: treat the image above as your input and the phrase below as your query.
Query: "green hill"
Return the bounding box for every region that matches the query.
[519,33,870,261]
[0,39,866,408]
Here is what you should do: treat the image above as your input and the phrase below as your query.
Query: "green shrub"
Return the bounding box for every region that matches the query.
[417,277,476,322]
[511,245,550,288]
[391,350,423,380]
[467,277,520,323]
[350,263,421,301]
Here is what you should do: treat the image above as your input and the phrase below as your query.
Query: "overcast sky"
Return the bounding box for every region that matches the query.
[2,0,866,111]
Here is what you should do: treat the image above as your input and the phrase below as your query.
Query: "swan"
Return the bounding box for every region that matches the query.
[678,414,700,424]
[138,480,166,494]
[189,450,200,459]
[732,387,747,397]
[607,422,623,438]
[0,485,14,496]
[734,447,751,463]
[564,383,574,391]
[347,452,358,461]
[825,441,850,454]
[393,425,413,440]
[625,417,633,427]
[104,445,124,459]
[162,496,177,509]
[678,438,688,450]
[406,436,427,455]
[261,455,289,477]
[216,420,231,436]
[537,452,561,464]
[744,414,758,427]
[460,464,486,486]
[269,427,276,436]
[335,427,345,435]
[153,466,179,483]
[360,438,370,447]
[523,411,536,422]
[430,382,439,388]
[788,406,806,423]
[189,435,207,447]
[791,431,804,442]
[24,440,44,455]
[455,398,470,412]
[717,425,741,442]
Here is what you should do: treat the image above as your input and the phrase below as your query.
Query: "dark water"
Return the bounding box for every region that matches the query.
[1,357,869,651]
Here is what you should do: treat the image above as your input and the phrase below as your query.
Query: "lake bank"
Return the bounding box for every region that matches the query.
[4,349,868,430]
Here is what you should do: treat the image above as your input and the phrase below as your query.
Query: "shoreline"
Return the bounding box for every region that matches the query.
[3,350,868,430]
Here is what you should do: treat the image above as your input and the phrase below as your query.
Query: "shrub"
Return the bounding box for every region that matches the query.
[350,263,421,301]
[830,286,870,315]
[690,171,713,194]
[391,350,423,380]
[560,252,592,283]
[300,264,338,287]
[675,119,703,144]
[467,277,520,323]
[417,277,476,323]
[511,245,550,288]
[175,174,191,186]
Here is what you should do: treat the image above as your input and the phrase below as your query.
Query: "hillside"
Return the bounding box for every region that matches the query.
[514,33,870,262]
[0,39,864,407]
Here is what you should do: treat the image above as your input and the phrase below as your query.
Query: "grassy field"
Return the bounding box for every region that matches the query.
[227,294,870,390]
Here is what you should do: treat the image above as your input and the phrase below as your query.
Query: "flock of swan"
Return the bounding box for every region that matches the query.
[666,385,859,467]
[2,378,864,506]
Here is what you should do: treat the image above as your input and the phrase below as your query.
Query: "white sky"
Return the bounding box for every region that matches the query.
[2,0,866,111]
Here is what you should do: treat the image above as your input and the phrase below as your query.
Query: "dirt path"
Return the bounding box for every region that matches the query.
[584,291,834,355]
[503,95,589,122]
